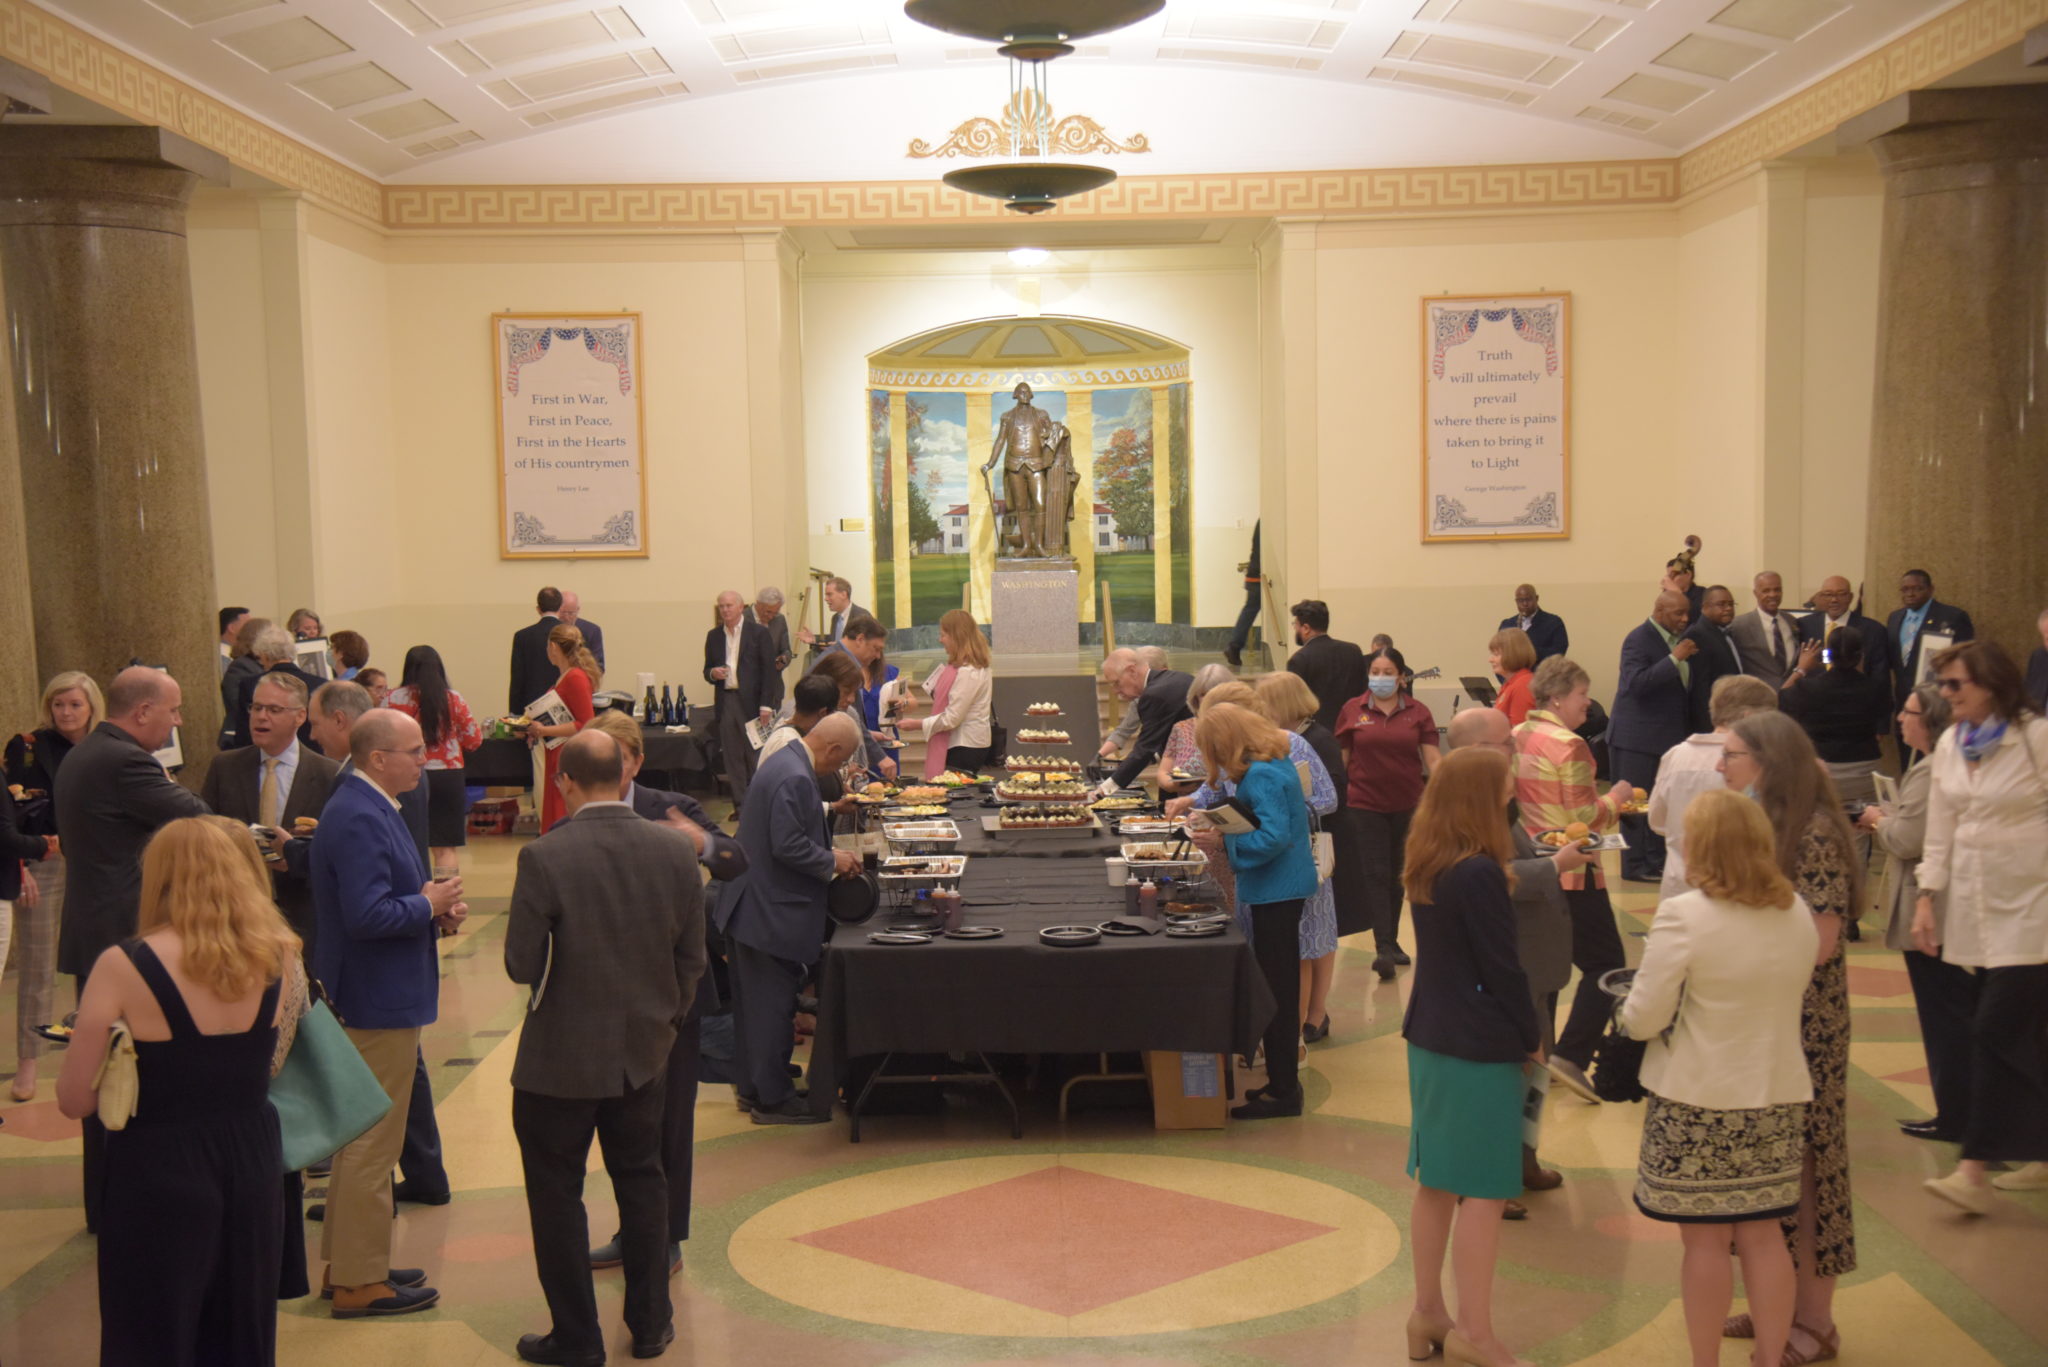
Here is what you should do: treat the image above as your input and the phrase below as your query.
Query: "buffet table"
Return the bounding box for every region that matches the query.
[466,711,714,790]
[807,794,1276,1138]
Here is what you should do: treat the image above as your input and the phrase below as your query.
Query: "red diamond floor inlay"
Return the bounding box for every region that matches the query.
[1883,1066,1932,1085]
[794,1166,1337,1316]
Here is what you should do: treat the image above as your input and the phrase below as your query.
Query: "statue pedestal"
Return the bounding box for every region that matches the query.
[991,561,1077,657]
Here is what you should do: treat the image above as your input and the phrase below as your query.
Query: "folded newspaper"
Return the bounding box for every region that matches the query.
[526,689,577,751]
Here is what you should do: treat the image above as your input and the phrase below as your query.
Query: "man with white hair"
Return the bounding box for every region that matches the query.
[1096,648,1142,758]
[703,589,783,812]
[715,711,862,1125]
[752,586,793,673]
[557,591,605,671]
[232,623,325,749]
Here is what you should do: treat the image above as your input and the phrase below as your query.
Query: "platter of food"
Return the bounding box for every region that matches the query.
[996,775,1092,801]
[882,820,960,842]
[1016,728,1071,745]
[877,854,967,882]
[881,804,948,819]
[932,770,988,787]
[1120,841,1208,876]
[1004,753,1082,772]
[1115,816,1183,837]
[1090,795,1147,811]
[1025,701,1063,716]
[986,806,1099,833]
[895,785,950,803]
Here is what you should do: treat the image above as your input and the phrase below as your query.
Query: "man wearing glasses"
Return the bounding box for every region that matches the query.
[200,673,338,956]
[310,709,467,1319]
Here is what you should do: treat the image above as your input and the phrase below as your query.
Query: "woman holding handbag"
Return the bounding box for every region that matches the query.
[1622,790,1820,1367]
[57,817,303,1366]
[1914,639,2048,1210]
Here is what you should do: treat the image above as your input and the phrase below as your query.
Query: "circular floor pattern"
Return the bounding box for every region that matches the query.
[727,1151,1398,1338]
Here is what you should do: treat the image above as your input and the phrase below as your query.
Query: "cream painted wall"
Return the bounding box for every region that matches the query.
[1675,181,1765,599]
[1304,213,1686,697]
[189,201,279,614]
[1800,172,1885,604]
[375,239,764,711]
[798,249,1262,628]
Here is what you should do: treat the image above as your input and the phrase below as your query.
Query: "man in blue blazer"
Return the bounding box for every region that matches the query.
[1884,570,1973,707]
[310,709,466,1319]
[715,713,862,1125]
[1499,584,1570,663]
[1609,592,1696,882]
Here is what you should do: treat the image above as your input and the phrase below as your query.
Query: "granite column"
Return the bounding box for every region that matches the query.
[1856,86,2048,659]
[0,127,226,769]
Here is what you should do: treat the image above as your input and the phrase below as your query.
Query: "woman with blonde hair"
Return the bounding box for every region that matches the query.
[899,608,994,776]
[1194,702,1317,1120]
[58,817,302,1366]
[4,670,102,1100]
[1399,747,1540,1367]
[1623,790,1820,1367]
[523,624,601,833]
[1488,627,1539,727]
[1716,710,1859,1365]
[1253,670,1348,1044]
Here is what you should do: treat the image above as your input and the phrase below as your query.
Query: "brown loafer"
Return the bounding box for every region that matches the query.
[1522,1146,1564,1191]
[329,1278,440,1318]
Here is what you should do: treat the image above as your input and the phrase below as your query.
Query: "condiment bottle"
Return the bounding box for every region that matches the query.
[1138,878,1159,921]
[1124,870,1142,916]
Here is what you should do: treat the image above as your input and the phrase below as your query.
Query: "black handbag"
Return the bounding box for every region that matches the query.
[987,716,1009,768]
[1588,967,1648,1103]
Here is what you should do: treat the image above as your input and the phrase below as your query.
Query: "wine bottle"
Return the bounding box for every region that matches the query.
[643,683,659,723]
[659,683,674,726]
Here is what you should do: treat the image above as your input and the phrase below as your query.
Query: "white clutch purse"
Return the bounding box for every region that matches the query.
[95,1019,139,1130]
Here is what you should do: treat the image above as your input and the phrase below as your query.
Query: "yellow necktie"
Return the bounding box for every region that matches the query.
[259,755,280,827]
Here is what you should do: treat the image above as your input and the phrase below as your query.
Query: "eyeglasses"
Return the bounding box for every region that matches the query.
[1936,677,1968,693]
[374,746,428,760]
[1721,747,1754,761]
[249,703,303,719]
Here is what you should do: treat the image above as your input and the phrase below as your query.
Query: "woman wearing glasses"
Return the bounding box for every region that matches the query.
[1857,683,1967,1143]
[1915,640,2048,1209]
[1715,712,1859,1367]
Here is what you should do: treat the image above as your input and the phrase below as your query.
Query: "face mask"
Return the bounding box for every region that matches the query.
[1368,676,1399,699]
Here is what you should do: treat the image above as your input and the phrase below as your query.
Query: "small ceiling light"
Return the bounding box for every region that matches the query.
[1008,247,1050,266]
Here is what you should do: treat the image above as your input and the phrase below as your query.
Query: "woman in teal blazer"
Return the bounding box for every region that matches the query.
[1196,703,1317,1119]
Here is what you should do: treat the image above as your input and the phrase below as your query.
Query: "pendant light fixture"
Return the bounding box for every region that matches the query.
[904,1,1163,214]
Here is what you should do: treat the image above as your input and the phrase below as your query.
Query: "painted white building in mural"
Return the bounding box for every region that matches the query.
[927,502,1118,554]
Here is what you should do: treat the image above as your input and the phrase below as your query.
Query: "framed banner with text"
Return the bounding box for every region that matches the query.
[494,312,648,559]
[1421,293,1570,543]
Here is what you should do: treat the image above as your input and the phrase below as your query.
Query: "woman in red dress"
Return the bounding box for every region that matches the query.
[527,624,600,832]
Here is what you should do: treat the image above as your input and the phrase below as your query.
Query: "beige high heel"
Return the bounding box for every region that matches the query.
[1443,1328,1533,1367]
[1406,1311,1454,1360]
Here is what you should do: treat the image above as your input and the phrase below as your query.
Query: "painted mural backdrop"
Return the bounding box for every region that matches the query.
[906,392,970,623]
[1169,382,1191,624]
[1092,386,1190,625]
[868,389,895,625]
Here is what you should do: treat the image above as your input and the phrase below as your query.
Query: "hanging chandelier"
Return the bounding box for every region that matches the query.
[903,1,1163,215]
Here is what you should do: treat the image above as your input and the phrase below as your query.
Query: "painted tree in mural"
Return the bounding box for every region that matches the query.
[903,395,943,550]
[1097,424,1155,546]
[869,390,892,548]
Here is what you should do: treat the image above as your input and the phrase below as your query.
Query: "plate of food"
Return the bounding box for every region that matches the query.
[1535,824,1627,853]
[31,1022,73,1045]
[1616,795,1651,815]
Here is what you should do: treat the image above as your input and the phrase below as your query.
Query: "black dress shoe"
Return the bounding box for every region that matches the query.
[1372,956,1397,981]
[393,1180,452,1206]
[516,1332,605,1366]
[632,1323,677,1359]
[1230,1085,1304,1120]
[1223,646,1243,668]
[751,1095,826,1125]
[1301,1015,1332,1044]
[1384,946,1412,967]
[1899,1118,1960,1142]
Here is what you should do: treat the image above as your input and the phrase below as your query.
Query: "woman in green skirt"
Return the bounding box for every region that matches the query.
[1400,747,1542,1367]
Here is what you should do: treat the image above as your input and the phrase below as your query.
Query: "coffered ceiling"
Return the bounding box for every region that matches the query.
[42,0,1964,183]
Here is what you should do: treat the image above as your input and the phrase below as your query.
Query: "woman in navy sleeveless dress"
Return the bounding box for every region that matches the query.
[58,818,299,1367]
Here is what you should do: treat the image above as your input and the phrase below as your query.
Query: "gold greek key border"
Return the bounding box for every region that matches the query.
[384,161,1680,230]
[1679,0,2048,196]
[867,362,1192,387]
[0,0,383,223]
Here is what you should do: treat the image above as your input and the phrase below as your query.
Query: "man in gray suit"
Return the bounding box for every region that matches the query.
[200,672,340,955]
[715,712,862,1125]
[504,730,707,1366]
[1448,707,1576,1205]
[1730,570,1807,692]
[752,586,794,674]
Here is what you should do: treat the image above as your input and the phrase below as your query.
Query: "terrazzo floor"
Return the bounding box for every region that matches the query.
[3,832,2044,1366]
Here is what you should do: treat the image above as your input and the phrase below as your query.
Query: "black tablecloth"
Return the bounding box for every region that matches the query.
[466,722,710,789]
[808,809,1274,1119]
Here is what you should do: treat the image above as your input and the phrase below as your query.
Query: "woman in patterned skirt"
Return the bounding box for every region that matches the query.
[1623,790,1821,1367]
[1717,712,1861,1366]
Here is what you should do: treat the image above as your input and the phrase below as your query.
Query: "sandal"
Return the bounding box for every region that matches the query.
[1780,1321,1839,1366]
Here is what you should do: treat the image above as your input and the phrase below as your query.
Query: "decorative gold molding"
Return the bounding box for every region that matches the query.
[1679,0,2048,196]
[908,91,1148,159]
[0,0,382,224]
[386,161,1679,230]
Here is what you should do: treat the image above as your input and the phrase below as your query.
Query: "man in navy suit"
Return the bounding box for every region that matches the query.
[796,575,863,658]
[510,587,564,715]
[1681,585,1745,734]
[715,713,863,1125]
[1609,592,1696,882]
[1885,570,1973,707]
[310,709,466,1319]
[1499,584,1570,663]
[558,590,605,671]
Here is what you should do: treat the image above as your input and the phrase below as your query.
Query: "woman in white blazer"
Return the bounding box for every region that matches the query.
[1914,641,2048,1212]
[1622,789,1820,1367]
